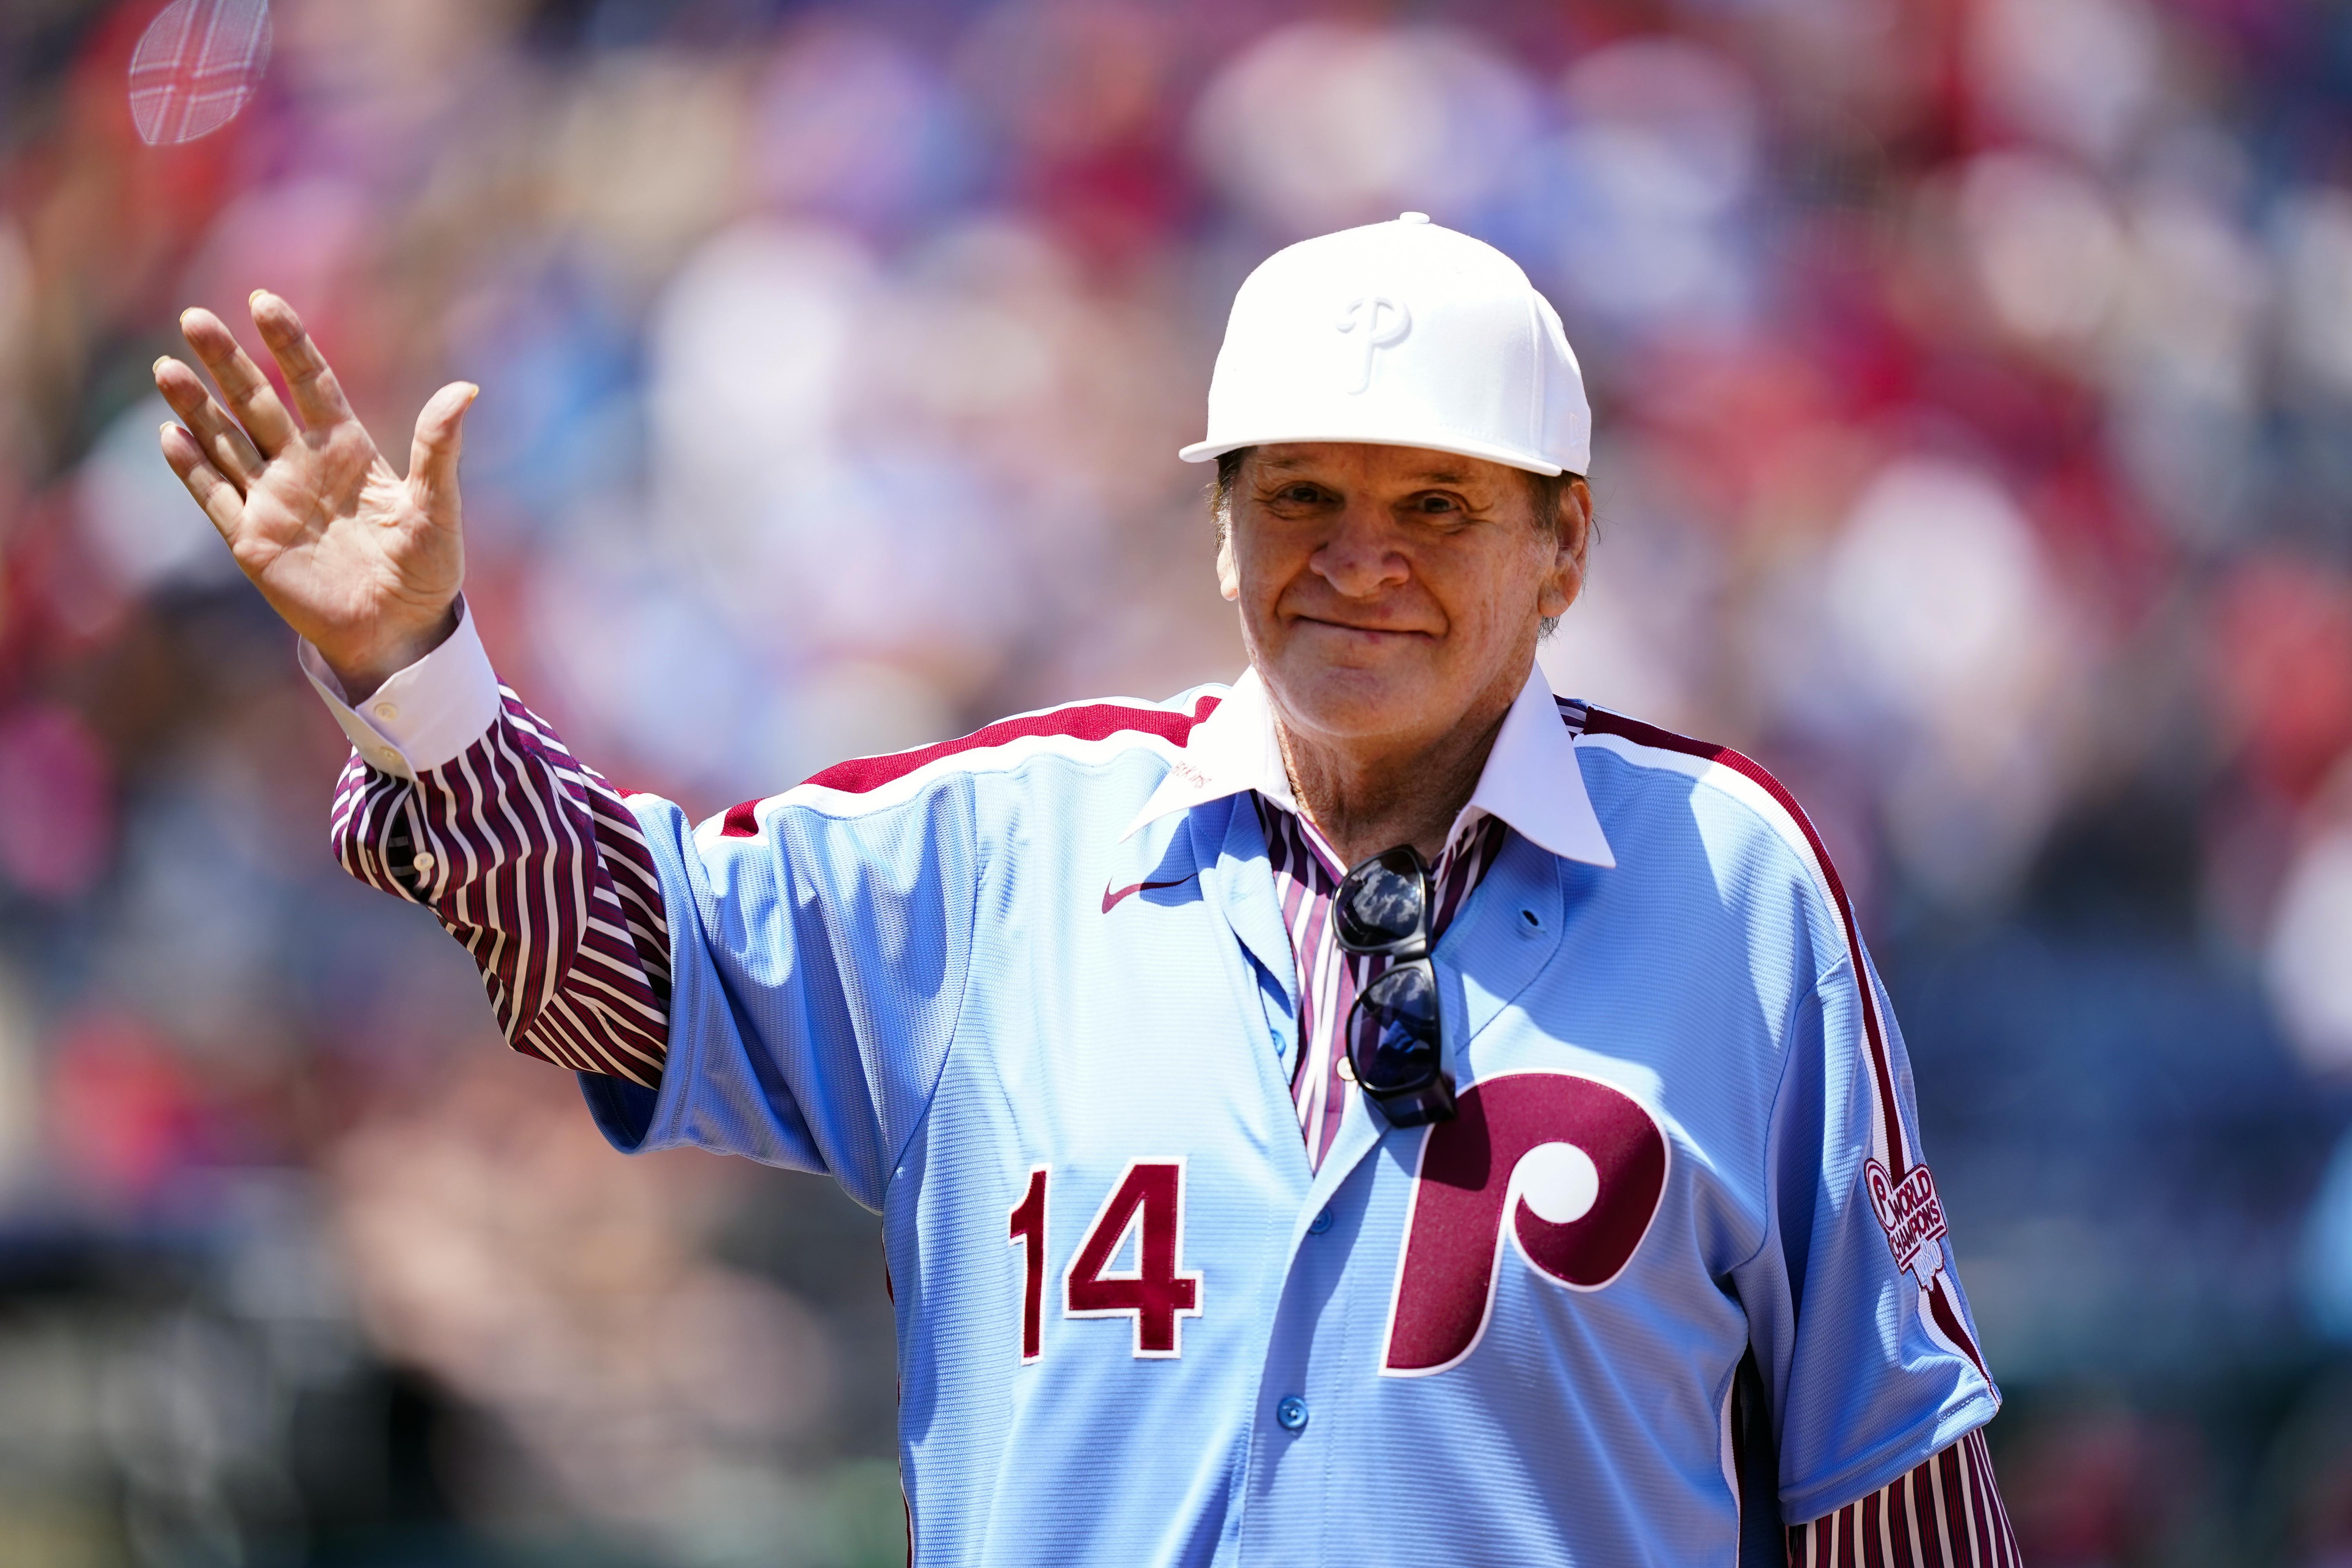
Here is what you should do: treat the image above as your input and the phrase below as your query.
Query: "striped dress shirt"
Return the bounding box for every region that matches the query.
[1254,799,1507,1169]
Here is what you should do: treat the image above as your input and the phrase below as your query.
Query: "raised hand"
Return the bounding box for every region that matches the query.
[156,291,477,702]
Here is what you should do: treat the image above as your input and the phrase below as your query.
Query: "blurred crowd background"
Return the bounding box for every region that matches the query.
[1,0,2350,1562]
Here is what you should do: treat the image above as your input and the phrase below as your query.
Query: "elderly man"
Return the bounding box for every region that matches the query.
[157,215,2015,1565]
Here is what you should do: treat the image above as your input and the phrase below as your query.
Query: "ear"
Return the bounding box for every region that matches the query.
[1216,520,1240,602]
[1535,477,1592,621]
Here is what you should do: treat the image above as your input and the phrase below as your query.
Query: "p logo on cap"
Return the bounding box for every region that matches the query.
[1335,296,1412,394]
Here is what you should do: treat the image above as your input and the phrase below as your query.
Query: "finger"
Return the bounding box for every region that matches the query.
[160,423,247,542]
[249,289,356,431]
[180,305,298,456]
[407,381,479,517]
[153,355,265,491]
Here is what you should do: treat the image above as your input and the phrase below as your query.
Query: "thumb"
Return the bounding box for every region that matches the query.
[408,381,479,518]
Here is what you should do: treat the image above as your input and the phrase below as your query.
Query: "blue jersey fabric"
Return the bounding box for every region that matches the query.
[578,673,1998,1566]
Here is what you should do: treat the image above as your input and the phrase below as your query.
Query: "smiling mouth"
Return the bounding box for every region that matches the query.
[1296,617,1432,639]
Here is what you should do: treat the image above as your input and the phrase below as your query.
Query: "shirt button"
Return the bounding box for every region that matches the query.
[412,851,436,877]
[1276,1395,1309,1433]
[375,748,401,769]
[1308,1207,1333,1236]
[372,701,399,721]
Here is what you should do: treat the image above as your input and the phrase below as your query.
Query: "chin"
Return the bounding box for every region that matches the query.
[1266,659,1442,741]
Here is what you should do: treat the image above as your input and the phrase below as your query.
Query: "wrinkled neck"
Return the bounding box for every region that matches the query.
[1270,696,1510,871]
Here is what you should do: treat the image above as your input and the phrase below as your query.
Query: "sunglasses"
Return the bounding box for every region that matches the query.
[1334,845,1457,1126]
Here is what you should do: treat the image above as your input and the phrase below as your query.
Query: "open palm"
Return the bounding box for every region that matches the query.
[156,291,476,700]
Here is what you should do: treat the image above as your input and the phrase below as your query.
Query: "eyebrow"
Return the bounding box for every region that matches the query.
[1254,456,1477,486]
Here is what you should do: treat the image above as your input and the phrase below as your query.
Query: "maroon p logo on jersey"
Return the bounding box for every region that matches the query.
[1381,1072,1670,1375]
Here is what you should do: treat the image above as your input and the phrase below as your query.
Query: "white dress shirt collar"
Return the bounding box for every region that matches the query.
[1125,662,1616,869]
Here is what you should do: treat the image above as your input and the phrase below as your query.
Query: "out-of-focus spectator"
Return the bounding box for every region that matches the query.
[327,1059,843,1548]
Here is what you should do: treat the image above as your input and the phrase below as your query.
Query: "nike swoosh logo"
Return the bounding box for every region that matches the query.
[1102,875,1197,914]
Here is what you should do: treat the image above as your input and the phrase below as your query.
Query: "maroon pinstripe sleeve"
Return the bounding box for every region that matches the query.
[331,683,673,1088]
[1785,1429,2020,1566]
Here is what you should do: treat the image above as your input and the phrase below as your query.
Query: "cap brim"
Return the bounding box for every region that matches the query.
[1177,431,1568,477]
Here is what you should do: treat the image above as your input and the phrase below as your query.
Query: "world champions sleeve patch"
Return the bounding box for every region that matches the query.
[1865,1158,1950,1291]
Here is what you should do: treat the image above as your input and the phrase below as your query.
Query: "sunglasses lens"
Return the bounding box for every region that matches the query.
[1351,962,1441,1092]
[1336,848,1426,951]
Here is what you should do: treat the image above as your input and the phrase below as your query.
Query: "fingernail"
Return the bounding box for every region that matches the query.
[152,356,171,374]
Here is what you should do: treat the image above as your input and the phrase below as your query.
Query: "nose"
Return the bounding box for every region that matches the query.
[1308,503,1410,599]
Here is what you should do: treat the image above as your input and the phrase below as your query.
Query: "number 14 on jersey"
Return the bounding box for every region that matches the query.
[1007,1161,1204,1361]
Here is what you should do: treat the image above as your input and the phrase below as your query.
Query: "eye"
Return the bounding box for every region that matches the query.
[1275,483,1325,505]
[1412,492,1465,516]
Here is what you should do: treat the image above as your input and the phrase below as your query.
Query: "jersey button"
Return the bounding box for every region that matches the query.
[1276,1396,1309,1433]
[1308,1207,1333,1236]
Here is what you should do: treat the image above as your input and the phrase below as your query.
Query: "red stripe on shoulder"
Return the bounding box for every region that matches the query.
[717,693,1221,836]
[1576,711,1860,924]
[806,693,1222,795]
[1581,711,1870,927]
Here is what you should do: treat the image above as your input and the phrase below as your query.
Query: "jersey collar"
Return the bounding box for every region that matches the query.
[1123,662,1616,870]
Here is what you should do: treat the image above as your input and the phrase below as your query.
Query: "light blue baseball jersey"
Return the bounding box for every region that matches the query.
[580,663,1998,1566]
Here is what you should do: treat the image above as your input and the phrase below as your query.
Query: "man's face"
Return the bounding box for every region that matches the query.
[1217,441,1588,751]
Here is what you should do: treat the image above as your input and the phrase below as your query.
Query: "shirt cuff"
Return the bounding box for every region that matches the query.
[298,599,503,779]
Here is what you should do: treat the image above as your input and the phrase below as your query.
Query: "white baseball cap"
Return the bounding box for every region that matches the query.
[1179,212,1591,477]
